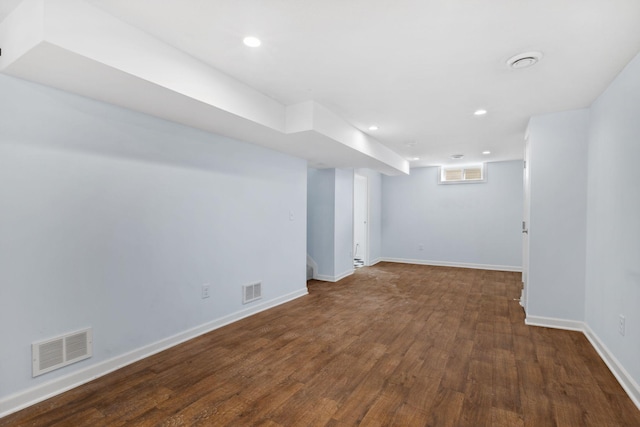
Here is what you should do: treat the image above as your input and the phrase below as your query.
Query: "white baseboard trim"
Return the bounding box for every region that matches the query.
[334,269,354,281]
[381,257,522,272]
[583,325,640,410]
[368,257,382,266]
[524,315,585,332]
[525,316,640,411]
[306,254,318,280]
[0,288,309,418]
[315,269,354,283]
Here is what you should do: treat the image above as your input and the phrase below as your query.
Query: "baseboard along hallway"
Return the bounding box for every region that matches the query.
[2,263,638,426]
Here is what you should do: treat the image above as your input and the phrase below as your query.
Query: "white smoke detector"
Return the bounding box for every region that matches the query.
[507,51,543,69]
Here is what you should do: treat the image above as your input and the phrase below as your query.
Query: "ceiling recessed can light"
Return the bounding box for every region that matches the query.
[409,157,420,161]
[368,125,379,131]
[243,36,262,47]
[507,51,543,69]
[451,154,464,160]
[482,151,491,155]
[474,109,487,116]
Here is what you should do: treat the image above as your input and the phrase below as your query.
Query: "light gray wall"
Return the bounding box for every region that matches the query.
[307,168,335,277]
[0,75,307,400]
[526,110,589,321]
[334,168,354,278]
[381,161,523,269]
[586,52,640,385]
[306,168,354,280]
[355,168,382,264]
[353,174,367,261]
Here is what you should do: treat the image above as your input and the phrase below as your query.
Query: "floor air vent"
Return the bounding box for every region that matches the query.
[32,328,92,377]
[243,282,262,304]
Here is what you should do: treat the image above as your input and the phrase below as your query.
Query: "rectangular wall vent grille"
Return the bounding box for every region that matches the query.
[464,167,483,180]
[438,164,486,184]
[243,282,262,304]
[32,328,92,377]
[444,168,463,181]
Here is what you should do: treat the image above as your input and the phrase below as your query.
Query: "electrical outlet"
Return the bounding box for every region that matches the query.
[201,284,210,299]
[619,314,625,336]
[418,244,424,251]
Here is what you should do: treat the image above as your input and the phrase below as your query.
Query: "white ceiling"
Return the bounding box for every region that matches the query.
[3,0,640,171]
[0,0,20,20]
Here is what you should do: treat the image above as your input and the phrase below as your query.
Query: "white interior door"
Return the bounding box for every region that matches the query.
[521,136,531,310]
[353,174,369,265]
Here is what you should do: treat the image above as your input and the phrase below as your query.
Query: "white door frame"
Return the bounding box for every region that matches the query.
[353,173,370,266]
[521,135,531,311]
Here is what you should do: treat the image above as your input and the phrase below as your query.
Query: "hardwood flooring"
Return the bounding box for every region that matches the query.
[2,263,639,426]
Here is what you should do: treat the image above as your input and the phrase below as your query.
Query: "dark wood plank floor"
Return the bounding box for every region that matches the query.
[3,263,639,426]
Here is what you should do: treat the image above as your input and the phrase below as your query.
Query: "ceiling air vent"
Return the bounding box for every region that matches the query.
[32,328,93,377]
[507,51,543,69]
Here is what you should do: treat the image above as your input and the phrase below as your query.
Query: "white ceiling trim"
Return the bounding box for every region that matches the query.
[0,0,409,175]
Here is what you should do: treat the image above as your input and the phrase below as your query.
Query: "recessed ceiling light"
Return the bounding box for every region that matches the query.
[474,109,487,116]
[451,154,464,160]
[482,151,491,155]
[409,157,420,161]
[243,36,262,47]
[368,125,379,131]
[507,51,543,69]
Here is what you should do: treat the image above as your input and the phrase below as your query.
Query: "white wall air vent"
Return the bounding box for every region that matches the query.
[243,282,262,304]
[444,168,463,181]
[32,328,92,377]
[464,167,482,180]
[438,164,486,184]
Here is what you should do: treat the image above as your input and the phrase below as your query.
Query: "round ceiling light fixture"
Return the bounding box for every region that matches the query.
[243,36,262,47]
[482,150,491,155]
[451,154,464,160]
[507,51,543,69]
[368,125,379,131]
[474,109,488,116]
